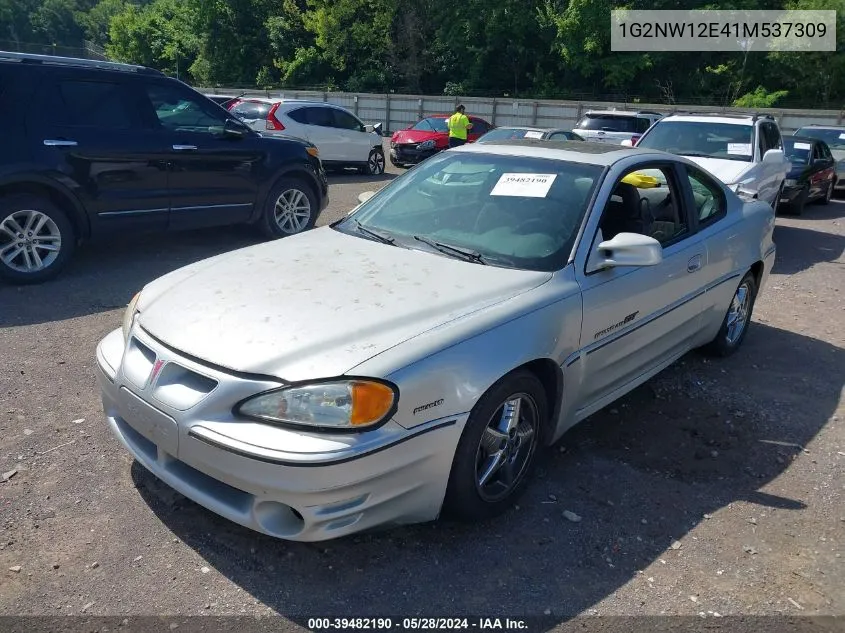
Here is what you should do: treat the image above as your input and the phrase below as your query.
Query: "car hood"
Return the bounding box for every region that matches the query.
[392,129,444,144]
[682,157,751,185]
[136,228,552,381]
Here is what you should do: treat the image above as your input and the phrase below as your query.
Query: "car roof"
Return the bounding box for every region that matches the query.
[492,126,549,131]
[786,136,821,144]
[583,110,658,117]
[796,125,845,131]
[657,114,756,126]
[454,138,668,166]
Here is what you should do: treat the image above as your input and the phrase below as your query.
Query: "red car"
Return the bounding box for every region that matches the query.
[389,114,493,167]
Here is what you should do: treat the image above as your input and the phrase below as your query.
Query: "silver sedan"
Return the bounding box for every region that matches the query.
[96,140,777,541]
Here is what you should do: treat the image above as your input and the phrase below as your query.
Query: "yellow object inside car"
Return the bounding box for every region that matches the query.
[621,172,660,188]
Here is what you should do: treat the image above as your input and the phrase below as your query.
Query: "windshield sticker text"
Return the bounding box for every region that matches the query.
[524,131,544,139]
[727,143,752,155]
[490,173,557,198]
[413,399,444,415]
[594,311,639,340]
[794,142,812,150]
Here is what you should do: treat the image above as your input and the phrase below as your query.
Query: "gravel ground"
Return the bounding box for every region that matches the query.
[0,144,843,625]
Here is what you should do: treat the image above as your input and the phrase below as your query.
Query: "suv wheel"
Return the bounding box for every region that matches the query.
[0,194,75,284]
[259,177,317,239]
[361,149,385,176]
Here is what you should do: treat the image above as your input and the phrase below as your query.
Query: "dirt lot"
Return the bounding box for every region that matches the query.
[0,149,843,625]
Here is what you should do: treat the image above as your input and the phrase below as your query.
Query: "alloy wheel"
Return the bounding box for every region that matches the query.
[369,151,385,175]
[475,393,539,502]
[0,209,62,273]
[725,281,751,345]
[273,188,312,234]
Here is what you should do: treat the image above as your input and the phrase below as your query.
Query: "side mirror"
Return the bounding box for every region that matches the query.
[620,139,633,147]
[223,118,247,139]
[587,232,663,273]
[373,122,383,136]
[358,191,377,204]
[763,149,785,164]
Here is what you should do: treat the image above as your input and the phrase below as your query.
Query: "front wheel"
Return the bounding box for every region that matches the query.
[362,149,385,176]
[0,194,76,285]
[443,370,547,521]
[702,271,758,357]
[819,180,834,205]
[258,178,317,239]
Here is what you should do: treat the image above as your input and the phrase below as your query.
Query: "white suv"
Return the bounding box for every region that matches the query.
[634,113,790,209]
[573,110,663,145]
[229,98,386,175]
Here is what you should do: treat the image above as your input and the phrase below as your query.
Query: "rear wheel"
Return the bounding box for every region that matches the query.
[444,370,546,521]
[0,194,75,285]
[258,178,317,239]
[702,271,758,357]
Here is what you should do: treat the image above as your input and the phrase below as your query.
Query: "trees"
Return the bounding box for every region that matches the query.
[2,0,843,107]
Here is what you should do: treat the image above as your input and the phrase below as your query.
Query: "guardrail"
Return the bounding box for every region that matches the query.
[199,87,844,134]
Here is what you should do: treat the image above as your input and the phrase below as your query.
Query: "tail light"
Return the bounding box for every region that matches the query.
[225,99,243,111]
[266,103,285,131]
[631,134,642,146]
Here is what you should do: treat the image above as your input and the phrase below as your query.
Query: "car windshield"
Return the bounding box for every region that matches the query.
[576,115,638,133]
[334,152,602,272]
[636,121,755,162]
[794,127,845,151]
[412,117,449,133]
[479,128,546,141]
[783,139,813,165]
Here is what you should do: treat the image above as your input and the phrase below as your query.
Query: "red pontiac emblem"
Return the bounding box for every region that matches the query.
[149,359,166,384]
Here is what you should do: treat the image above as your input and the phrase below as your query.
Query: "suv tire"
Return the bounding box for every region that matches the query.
[361,148,386,176]
[258,177,318,239]
[0,194,76,285]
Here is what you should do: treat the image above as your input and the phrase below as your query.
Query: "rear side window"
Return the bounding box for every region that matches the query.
[230,101,272,119]
[471,119,489,135]
[635,118,652,134]
[52,79,135,129]
[576,115,638,133]
[288,108,308,124]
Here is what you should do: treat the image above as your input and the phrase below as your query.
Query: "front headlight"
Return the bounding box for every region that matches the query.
[731,183,757,201]
[236,379,398,431]
[418,139,436,150]
[122,292,140,342]
[784,179,798,187]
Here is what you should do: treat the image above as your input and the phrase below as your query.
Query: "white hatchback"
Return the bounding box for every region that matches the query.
[230,98,386,175]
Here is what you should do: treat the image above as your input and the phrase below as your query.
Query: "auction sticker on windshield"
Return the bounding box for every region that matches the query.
[727,143,752,155]
[794,142,812,150]
[524,131,544,139]
[491,173,557,197]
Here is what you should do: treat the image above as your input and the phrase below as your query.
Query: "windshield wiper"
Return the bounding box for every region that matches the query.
[678,152,715,158]
[354,220,396,245]
[413,235,487,265]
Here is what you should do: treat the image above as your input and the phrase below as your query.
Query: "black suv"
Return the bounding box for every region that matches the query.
[0,52,329,284]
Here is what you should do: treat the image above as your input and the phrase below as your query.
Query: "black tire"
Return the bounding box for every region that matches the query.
[443,369,547,521]
[790,185,808,216]
[702,271,758,357]
[0,194,76,285]
[361,149,385,176]
[258,177,317,239]
[818,180,834,205]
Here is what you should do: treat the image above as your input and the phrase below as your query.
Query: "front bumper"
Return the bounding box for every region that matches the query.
[96,327,465,541]
[780,184,804,205]
[390,143,440,165]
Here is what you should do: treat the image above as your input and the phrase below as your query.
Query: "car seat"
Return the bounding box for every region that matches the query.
[601,182,651,239]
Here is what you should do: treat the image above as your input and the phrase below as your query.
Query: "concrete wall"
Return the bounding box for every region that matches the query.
[200,87,845,134]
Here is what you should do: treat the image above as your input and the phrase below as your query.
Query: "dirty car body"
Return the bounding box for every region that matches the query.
[96,140,777,542]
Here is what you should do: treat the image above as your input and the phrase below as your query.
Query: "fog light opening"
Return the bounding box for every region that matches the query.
[253,500,305,537]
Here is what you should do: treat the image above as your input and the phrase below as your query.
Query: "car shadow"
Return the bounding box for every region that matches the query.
[0,225,265,328]
[131,322,841,619]
[772,223,845,276]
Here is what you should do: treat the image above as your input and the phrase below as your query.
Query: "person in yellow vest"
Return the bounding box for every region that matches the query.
[447,105,473,148]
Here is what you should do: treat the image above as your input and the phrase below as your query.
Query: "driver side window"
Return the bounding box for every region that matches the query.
[685,166,726,227]
[597,165,689,248]
[144,84,226,134]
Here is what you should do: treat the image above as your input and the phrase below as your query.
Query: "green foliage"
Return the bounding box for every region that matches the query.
[733,85,789,107]
[3,0,844,108]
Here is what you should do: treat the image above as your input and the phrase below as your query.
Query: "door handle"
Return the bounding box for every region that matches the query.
[43,139,78,147]
[172,145,198,151]
[687,255,703,273]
